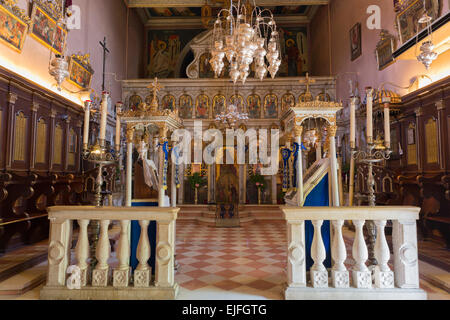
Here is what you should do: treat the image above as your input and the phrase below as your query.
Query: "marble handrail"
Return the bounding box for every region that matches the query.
[40,206,179,300]
[282,205,427,300]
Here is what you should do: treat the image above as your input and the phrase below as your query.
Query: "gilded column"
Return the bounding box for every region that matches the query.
[414,107,424,172]
[294,125,304,207]
[49,110,57,172]
[64,116,71,172]
[126,126,134,207]
[329,124,340,206]
[171,161,177,207]
[436,100,446,170]
[75,120,83,173]
[178,164,184,205]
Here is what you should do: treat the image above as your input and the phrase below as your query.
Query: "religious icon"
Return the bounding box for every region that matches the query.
[195,94,210,119]
[161,94,176,111]
[0,4,28,53]
[179,94,193,118]
[396,0,441,44]
[213,94,226,117]
[68,55,93,89]
[350,23,362,61]
[281,93,295,111]
[128,95,142,111]
[264,94,278,119]
[199,52,215,78]
[247,94,261,119]
[278,27,308,76]
[230,94,245,112]
[30,4,67,55]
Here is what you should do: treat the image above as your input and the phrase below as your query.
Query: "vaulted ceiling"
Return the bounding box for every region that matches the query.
[124,0,329,29]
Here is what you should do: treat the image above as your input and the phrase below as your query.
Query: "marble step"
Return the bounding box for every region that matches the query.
[0,242,48,283]
[0,262,47,296]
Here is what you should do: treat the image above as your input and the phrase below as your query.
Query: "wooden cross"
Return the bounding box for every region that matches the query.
[299,72,316,94]
[147,77,164,97]
[99,37,110,92]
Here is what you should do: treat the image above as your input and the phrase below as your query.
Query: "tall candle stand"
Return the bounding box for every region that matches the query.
[351,140,391,266]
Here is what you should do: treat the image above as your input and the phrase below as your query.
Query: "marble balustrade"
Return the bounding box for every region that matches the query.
[40,206,179,300]
[281,206,428,300]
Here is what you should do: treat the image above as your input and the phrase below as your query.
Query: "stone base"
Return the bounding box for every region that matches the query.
[134,269,151,287]
[284,286,427,300]
[113,268,131,288]
[92,269,109,287]
[374,270,394,288]
[352,270,372,288]
[40,284,179,300]
[311,270,328,288]
[331,270,349,288]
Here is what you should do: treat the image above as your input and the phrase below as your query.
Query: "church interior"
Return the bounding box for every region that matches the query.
[0,0,449,301]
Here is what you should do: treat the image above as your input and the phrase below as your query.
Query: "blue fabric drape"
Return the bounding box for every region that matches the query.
[303,174,332,271]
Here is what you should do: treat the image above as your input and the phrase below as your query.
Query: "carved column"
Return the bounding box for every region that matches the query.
[178,164,184,205]
[414,107,424,171]
[155,220,176,288]
[436,100,446,170]
[328,124,340,206]
[158,124,168,206]
[49,110,57,172]
[45,218,72,287]
[5,93,17,170]
[286,220,306,288]
[64,116,71,172]
[75,120,83,173]
[392,219,420,288]
[239,164,245,204]
[271,175,277,204]
[294,125,303,206]
[29,102,39,171]
[126,127,134,207]
[171,161,177,207]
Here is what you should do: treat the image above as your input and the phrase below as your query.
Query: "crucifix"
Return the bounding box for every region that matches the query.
[99,37,110,92]
[299,72,316,94]
[147,77,164,112]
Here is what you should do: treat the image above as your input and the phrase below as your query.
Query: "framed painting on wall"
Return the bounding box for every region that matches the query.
[68,55,94,90]
[396,0,441,44]
[350,23,362,61]
[0,4,29,53]
[375,30,396,70]
[30,4,67,55]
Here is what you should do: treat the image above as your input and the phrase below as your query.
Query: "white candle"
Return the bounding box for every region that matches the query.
[350,97,356,149]
[383,100,391,149]
[99,91,109,143]
[115,102,122,149]
[366,88,373,144]
[83,100,91,147]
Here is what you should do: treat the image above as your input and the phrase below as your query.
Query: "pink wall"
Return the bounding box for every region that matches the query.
[0,0,144,105]
[311,0,450,102]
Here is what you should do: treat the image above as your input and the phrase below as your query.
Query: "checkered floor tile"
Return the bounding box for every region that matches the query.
[175,222,287,299]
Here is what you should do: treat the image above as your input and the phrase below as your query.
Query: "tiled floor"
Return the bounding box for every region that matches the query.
[175,221,287,300]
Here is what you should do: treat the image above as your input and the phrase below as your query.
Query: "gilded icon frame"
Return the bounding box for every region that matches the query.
[0,4,29,53]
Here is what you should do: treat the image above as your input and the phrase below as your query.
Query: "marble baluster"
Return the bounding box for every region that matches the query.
[134,220,151,287]
[310,220,328,288]
[75,219,90,286]
[374,220,394,288]
[352,220,372,288]
[113,220,131,287]
[92,220,111,287]
[155,220,176,288]
[331,220,349,288]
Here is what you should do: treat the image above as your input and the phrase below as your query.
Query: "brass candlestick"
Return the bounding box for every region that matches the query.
[352,139,391,267]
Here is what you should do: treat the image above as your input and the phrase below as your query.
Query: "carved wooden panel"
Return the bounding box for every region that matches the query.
[425,117,438,164]
[53,123,63,165]
[13,111,27,162]
[36,118,47,164]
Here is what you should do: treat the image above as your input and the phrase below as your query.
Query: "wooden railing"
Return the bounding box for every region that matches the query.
[40,206,179,300]
[281,206,427,300]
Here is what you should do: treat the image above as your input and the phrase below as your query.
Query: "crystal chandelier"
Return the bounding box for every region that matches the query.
[416,1,438,70]
[209,0,281,84]
[215,103,249,128]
